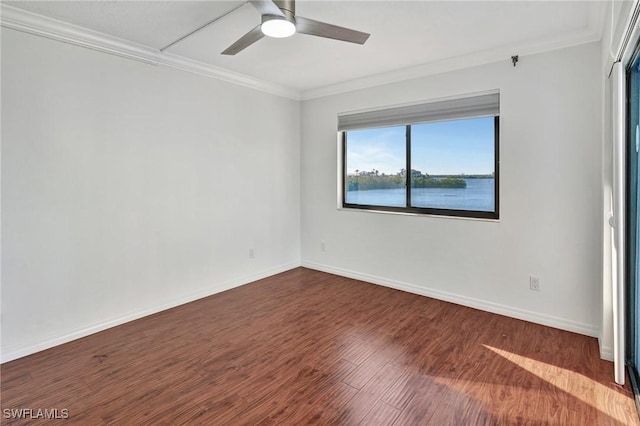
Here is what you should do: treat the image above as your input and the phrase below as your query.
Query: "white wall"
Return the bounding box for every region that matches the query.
[1,28,301,362]
[0,23,608,362]
[301,42,603,337]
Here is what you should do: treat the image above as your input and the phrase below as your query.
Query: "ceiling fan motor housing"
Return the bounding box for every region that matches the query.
[265,0,296,26]
[274,0,295,16]
[262,11,296,27]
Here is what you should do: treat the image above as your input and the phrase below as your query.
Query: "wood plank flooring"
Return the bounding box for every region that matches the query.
[1,267,638,425]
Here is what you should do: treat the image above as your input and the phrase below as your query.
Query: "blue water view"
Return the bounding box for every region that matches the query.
[346,178,495,212]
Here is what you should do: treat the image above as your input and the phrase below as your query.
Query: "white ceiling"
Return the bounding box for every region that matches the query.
[4,1,606,96]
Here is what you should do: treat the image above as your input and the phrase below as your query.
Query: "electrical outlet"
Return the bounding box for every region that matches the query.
[249,248,255,259]
[529,276,541,291]
[321,241,326,252]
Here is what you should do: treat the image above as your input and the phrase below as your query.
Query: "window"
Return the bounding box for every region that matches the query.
[340,93,499,219]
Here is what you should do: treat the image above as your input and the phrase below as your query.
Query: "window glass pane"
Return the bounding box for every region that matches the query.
[410,117,495,212]
[345,126,406,207]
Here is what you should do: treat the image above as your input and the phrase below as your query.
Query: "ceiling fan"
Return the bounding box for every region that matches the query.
[221,0,370,55]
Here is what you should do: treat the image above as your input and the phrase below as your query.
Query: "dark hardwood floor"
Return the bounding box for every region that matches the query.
[1,267,638,425]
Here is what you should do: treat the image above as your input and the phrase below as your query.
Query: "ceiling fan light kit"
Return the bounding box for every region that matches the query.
[261,15,296,38]
[221,0,370,55]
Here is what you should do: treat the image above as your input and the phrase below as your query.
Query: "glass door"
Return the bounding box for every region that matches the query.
[626,48,640,407]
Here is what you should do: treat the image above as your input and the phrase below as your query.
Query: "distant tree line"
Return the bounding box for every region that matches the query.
[347,169,468,191]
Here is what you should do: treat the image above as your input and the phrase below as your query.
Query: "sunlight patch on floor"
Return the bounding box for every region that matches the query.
[483,344,631,425]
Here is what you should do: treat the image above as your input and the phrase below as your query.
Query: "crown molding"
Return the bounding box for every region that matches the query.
[301,27,603,101]
[1,4,161,65]
[156,52,299,99]
[2,3,605,103]
[0,4,300,100]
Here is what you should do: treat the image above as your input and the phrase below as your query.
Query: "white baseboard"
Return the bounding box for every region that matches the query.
[4,261,607,363]
[302,260,600,339]
[1,261,300,363]
[599,338,614,362]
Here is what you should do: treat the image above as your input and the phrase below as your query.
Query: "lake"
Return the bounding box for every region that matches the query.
[346,178,495,212]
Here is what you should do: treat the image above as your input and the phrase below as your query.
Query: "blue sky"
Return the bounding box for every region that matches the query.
[346,116,495,175]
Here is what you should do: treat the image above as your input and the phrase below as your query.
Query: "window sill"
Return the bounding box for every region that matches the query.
[337,206,500,222]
